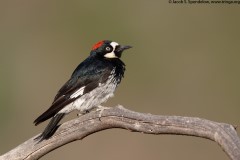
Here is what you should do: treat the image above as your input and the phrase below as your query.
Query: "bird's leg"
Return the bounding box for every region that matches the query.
[77,113,82,117]
[77,110,90,117]
[96,105,110,120]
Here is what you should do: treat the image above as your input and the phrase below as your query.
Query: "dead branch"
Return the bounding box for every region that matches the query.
[0,105,239,160]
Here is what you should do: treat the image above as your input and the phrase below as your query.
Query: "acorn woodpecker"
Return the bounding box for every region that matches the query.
[34,40,132,140]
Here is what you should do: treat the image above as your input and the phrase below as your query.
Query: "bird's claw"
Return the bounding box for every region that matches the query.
[97,106,110,120]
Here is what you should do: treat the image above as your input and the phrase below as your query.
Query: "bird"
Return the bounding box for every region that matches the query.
[34,40,132,140]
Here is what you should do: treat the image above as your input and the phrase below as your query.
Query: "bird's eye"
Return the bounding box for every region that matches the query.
[105,46,111,51]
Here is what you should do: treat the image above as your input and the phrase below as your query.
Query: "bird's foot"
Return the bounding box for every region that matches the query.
[96,106,110,120]
[77,110,90,117]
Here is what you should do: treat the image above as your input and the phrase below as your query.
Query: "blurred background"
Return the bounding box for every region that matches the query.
[0,0,239,159]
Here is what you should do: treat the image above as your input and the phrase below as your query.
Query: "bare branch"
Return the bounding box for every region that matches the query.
[1,105,240,160]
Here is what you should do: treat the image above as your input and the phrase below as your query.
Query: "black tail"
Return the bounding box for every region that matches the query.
[35,113,65,141]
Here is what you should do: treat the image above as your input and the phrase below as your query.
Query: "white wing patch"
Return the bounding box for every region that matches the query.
[59,69,118,114]
[70,86,85,98]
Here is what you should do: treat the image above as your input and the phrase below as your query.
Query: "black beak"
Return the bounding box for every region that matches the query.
[116,45,132,53]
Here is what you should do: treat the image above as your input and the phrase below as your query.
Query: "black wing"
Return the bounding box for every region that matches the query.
[34,57,113,125]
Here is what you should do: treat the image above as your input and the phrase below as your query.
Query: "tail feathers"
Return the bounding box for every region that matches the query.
[34,109,56,126]
[35,113,65,141]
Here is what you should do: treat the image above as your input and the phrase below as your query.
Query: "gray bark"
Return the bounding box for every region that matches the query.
[1,105,239,160]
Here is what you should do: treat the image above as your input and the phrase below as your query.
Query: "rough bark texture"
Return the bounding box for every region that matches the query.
[1,105,239,160]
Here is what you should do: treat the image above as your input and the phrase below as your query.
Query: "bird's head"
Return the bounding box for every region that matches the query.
[90,40,132,58]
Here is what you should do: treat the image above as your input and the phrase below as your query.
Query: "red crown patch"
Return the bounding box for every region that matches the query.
[92,40,104,50]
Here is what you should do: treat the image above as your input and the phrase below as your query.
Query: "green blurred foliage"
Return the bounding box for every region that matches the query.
[0,0,239,159]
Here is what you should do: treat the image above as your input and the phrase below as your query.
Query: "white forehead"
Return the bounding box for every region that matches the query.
[110,42,119,49]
